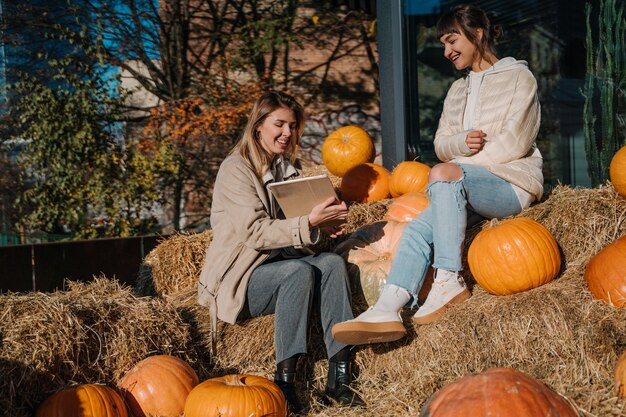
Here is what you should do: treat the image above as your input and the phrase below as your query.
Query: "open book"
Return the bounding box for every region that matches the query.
[267,175,339,219]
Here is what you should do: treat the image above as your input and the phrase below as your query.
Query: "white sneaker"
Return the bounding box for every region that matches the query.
[332,285,409,345]
[412,269,470,325]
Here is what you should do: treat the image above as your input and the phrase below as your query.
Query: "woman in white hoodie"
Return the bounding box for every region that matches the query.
[332,4,543,345]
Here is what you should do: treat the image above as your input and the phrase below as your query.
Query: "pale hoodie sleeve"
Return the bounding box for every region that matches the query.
[434,80,473,161]
[475,69,540,163]
[211,159,314,251]
[434,69,540,164]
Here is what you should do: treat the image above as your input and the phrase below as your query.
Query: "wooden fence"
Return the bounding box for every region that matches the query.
[0,235,166,292]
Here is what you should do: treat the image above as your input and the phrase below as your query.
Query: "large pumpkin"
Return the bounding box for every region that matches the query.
[335,220,433,306]
[383,191,429,223]
[340,162,390,203]
[321,125,375,177]
[610,145,626,198]
[419,368,580,417]
[616,351,626,400]
[118,355,199,417]
[468,217,561,295]
[184,374,286,417]
[584,234,626,308]
[389,160,431,197]
[36,384,128,417]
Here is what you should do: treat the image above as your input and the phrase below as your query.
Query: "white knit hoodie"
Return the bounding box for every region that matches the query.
[434,57,543,201]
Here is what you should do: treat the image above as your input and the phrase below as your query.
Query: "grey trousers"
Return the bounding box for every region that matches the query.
[240,252,354,364]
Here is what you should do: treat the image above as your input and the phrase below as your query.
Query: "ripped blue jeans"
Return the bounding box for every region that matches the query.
[386,163,523,303]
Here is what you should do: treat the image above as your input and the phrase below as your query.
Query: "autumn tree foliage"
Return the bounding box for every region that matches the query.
[142,79,264,231]
[2,0,378,237]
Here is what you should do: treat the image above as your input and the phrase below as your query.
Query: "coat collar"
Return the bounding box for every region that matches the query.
[262,156,299,185]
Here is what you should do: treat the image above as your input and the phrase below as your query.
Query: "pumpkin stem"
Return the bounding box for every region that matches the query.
[225,374,247,386]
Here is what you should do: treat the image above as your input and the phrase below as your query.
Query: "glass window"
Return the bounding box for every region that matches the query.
[406,0,591,189]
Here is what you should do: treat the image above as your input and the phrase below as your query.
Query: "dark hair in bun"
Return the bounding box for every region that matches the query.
[436,4,502,61]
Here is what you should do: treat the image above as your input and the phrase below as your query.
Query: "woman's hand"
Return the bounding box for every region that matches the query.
[465,130,487,155]
[308,196,348,228]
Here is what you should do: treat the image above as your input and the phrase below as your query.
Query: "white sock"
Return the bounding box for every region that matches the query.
[373,284,411,312]
[435,269,462,283]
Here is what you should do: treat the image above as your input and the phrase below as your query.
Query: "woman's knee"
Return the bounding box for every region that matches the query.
[281,260,315,287]
[314,252,345,270]
[428,162,463,182]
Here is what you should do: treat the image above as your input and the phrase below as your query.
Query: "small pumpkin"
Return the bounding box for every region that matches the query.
[321,125,375,177]
[335,220,433,306]
[616,351,626,400]
[340,162,391,203]
[610,145,626,198]
[384,191,429,223]
[420,368,580,417]
[389,160,431,197]
[118,354,199,417]
[183,374,286,417]
[468,217,561,295]
[584,234,626,308]
[36,384,128,417]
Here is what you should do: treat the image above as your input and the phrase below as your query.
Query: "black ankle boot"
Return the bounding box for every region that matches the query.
[274,371,304,415]
[324,360,366,407]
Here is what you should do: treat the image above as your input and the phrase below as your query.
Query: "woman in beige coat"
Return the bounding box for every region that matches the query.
[198,91,364,414]
[332,4,543,345]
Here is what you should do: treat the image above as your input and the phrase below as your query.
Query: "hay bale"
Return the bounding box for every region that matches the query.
[159,185,626,416]
[136,230,213,296]
[5,184,626,417]
[165,287,278,376]
[0,277,200,417]
[164,264,625,417]
[520,183,626,265]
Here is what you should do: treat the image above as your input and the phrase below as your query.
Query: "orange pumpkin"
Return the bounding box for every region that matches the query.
[118,355,199,417]
[420,368,580,417]
[340,162,390,203]
[610,145,626,198]
[335,220,434,306]
[616,351,626,400]
[383,191,429,223]
[389,160,431,197]
[584,234,626,308]
[321,125,375,177]
[36,384,128,417]
[468,217,561,295]
[183,374,286,417]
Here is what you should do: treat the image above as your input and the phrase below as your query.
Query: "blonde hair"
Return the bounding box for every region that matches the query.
[234,90,305,177]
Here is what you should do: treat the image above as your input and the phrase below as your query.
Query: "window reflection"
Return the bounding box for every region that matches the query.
[406,0,590,188]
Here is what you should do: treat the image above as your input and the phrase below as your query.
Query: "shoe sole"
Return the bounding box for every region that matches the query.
[332,321,406,345]
[412,289,471,325]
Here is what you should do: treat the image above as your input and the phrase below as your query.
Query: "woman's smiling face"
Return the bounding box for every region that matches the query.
[257,106,297,158]
[439,28,481,71]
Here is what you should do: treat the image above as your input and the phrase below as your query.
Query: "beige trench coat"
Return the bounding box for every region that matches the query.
[197,153,316,350]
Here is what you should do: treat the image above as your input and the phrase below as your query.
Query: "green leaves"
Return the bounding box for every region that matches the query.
[11,68,161,238]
